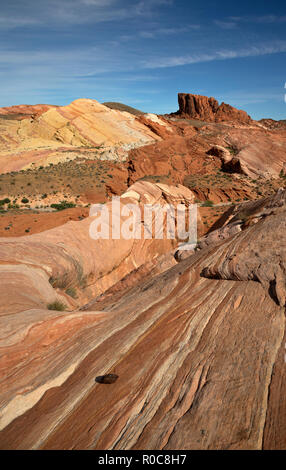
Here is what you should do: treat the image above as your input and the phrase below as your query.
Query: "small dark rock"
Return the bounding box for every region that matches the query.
[95,373,118,384]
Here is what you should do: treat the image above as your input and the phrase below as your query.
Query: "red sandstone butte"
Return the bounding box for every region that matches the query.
[177,93,251,123]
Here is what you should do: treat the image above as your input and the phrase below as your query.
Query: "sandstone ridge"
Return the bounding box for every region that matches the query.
[0,189,286,449]
[0,99,169,173]
[177,93,252,123]
[1,92,286,450]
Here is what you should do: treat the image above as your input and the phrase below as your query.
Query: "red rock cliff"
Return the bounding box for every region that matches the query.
[177,93,252,123]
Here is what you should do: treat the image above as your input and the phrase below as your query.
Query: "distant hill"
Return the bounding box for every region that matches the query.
[259,118,286,130]
[102,102,145,116]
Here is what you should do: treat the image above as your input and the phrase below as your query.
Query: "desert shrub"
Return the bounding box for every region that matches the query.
[201,200,214,207]
[47,301,66,311]
[21,197,29,204]
[65,287,77,299]
[0,198,11,206]
[51,201,76,211]
[226,145,238,155]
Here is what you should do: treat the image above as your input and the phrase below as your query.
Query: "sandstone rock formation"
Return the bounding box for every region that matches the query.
[127,116,286,184]
[0,181,195,312]
[259,119,286,130]
[0,189,286,449]
[175,188,286,261]
[201,189,286,307]
[0,104,58,119]
[1,93,286,451]
[176,93,252,123]
[203,124,286,178]
[0,99,168,173]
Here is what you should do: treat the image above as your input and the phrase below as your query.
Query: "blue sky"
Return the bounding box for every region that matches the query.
[0,0,285,119]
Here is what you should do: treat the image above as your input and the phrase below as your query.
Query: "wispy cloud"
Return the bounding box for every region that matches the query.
[214,20,237,30]
[213,14,286,31]
[0,0,173,29]
[138,25,200,39]
[118,23,200,42]
[229,14,286,24]
[142,41,286,68]
[79,0,116,6]
[217,89,283,106]
[0,45,127,80]
[255,14,286,23]
[148,24,200,36]
[0,17,41,28]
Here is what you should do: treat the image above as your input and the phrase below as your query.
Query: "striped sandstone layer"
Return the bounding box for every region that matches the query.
[0,189,286,449]
[0,99,166,173]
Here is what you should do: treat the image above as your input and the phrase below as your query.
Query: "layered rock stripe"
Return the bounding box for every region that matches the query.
[1,95,286,450]
[0,99,166,173]
[1,188,286,449]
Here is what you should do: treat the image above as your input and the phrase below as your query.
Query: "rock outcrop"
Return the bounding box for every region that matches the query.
[177,93,252,124]
[0,104,58,119]
[0,190,286,449]
[204,125,286,178]
[128,117,286,183]
[201,189,286,307]
[0,181,195,312]
[1,93,286,450]
[0,99,169,173]
[259,119,286,130]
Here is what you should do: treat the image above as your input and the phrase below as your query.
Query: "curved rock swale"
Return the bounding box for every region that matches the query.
[0,189,286,449]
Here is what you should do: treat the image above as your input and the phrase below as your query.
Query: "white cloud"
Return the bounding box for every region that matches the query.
[142,41,286,69]
[124,24,200,41]
[256,15,286,23]
[140,31,156,38]
[156,25,200,33]
[80,0,116,5]
[0,0,174,28]
[229,14,286,24]
[211,14,286,32]
[217,89,283,106]
[0,17,41,28]
[214,20,237,30]
[0,45,127,78]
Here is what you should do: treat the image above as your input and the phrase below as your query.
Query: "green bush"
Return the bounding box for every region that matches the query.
[47,301,66,311]
[21,197,29,204]
[201,200,214,207]
[0,198,11,206]
[51,201,76,211]
[65,287,77,299]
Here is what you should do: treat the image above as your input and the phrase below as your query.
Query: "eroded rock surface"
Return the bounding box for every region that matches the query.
[0,99,168,173]
[0,190,286,449]
[177,93,251,124]
[1,93,286,450]
[0,181,195,313]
